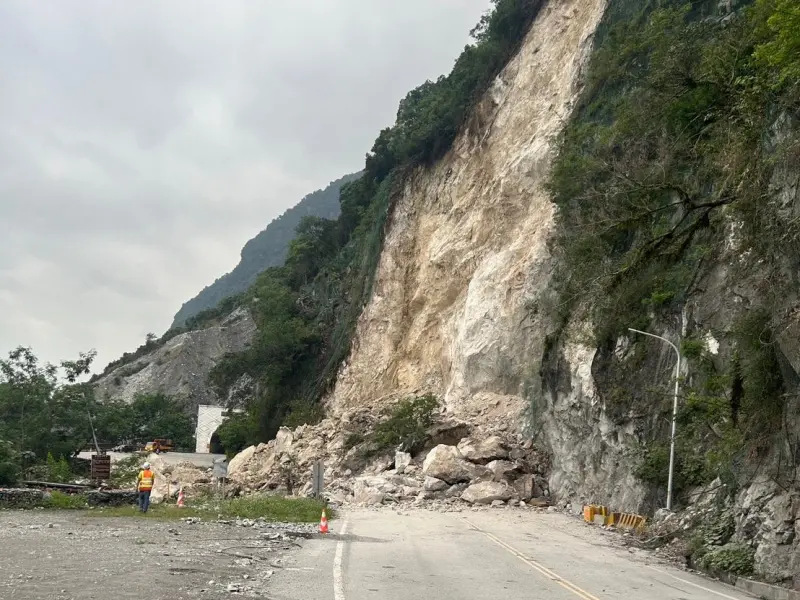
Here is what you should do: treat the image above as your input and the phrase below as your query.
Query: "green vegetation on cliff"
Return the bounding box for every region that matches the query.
[550,0,799,499]
[215,0,546,453]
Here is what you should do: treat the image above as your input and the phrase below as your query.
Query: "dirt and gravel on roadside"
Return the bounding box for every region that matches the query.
[0,509,318,600]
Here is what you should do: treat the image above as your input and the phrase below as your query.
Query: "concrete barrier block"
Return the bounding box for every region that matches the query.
[735,578,800,600]
[583,505,594,523]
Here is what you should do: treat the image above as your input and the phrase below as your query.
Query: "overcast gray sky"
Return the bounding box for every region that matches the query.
[0,0,491,372]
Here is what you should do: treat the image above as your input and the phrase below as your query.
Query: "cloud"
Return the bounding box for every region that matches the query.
[0,0,492,371]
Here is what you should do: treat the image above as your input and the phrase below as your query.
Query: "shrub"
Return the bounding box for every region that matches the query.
[634,442,670,488]
[698,543,755,576]
[283,401,325,429]
[370,394,440,454]
[343,432,366,453]
[45,452,73,483]
[0,440,19,485]
[45,491,88,510]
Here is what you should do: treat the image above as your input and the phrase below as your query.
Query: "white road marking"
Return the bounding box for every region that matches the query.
[646,566,744,600]
[333,520,349,600]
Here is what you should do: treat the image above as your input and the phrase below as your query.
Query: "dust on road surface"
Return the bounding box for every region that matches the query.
[0,509,314,600]
[266,507,758,600]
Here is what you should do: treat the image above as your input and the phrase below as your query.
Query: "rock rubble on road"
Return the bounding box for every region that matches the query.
[225,407,552,512]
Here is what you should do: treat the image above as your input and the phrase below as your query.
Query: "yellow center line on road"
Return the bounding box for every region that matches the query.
[463,518,602,600]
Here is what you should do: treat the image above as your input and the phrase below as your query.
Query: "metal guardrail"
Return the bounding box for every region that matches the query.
[21,481,96,491]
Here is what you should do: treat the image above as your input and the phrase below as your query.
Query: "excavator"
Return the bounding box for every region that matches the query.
[143,439,174,454]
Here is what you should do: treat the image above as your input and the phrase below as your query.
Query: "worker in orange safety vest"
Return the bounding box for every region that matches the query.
[136,462,155,513]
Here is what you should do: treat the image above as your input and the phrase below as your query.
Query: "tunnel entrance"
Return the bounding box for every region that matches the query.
[208,430,224,454]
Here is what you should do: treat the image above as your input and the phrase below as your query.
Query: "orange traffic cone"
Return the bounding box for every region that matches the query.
[177,487,185,508]
[319,508,329,534]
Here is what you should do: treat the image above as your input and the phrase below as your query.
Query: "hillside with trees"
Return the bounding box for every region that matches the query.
[171,173,361,329]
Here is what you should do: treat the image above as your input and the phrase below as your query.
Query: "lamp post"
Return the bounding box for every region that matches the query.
[628,328,681,511]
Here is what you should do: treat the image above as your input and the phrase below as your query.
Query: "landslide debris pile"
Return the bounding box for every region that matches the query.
[145,455,215,503]
[226,402,551,509]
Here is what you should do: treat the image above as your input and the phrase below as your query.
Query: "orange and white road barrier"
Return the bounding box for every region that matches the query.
[319,508,329,534]
[177,487,185,508]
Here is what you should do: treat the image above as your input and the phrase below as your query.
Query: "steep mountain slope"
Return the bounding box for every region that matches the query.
[171,173,360,328]
[319,0,800,585]
[326,0,609,491]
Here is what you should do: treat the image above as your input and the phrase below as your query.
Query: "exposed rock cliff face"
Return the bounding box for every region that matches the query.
[94,308,255,409]
[327,0,610,499]
[320,0,800,584]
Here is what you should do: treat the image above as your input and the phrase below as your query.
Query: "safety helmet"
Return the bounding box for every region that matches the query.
[142,462,151,469]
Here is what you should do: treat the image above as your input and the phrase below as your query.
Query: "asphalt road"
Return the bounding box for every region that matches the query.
[77,450,224,468]
[266,508,757,600]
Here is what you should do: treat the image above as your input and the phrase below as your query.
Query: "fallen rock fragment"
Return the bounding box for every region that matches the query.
[461,481,514,505]
[395,451,412,474]
[422,445,475,484]
[423,477,448,492]
[457,436,508,464]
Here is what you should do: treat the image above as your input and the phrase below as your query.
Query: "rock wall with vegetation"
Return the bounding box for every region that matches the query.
[543,0,800,584]
[93,307,256,412]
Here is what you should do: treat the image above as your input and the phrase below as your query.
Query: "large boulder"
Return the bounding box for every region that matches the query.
[227,442,278,492]
[446,483,470,498]
[735,477,798,583]
[422,445,475,484]
[457,436,508,464]
[485,460,519,482]
[461,481,514,505]
[228,445,257,479]
[353,476,396,506]
[145,455,209,503]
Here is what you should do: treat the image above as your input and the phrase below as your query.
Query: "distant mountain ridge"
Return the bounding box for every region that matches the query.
[171,172,361,328]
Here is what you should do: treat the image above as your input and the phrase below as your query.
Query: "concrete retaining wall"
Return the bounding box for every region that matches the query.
[0,488,45,509]
[733,577,800,600]
[0,488,138,509]
[85,490,138,507]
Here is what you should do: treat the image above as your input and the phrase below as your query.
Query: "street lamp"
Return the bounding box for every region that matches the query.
[628,328,681,511]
